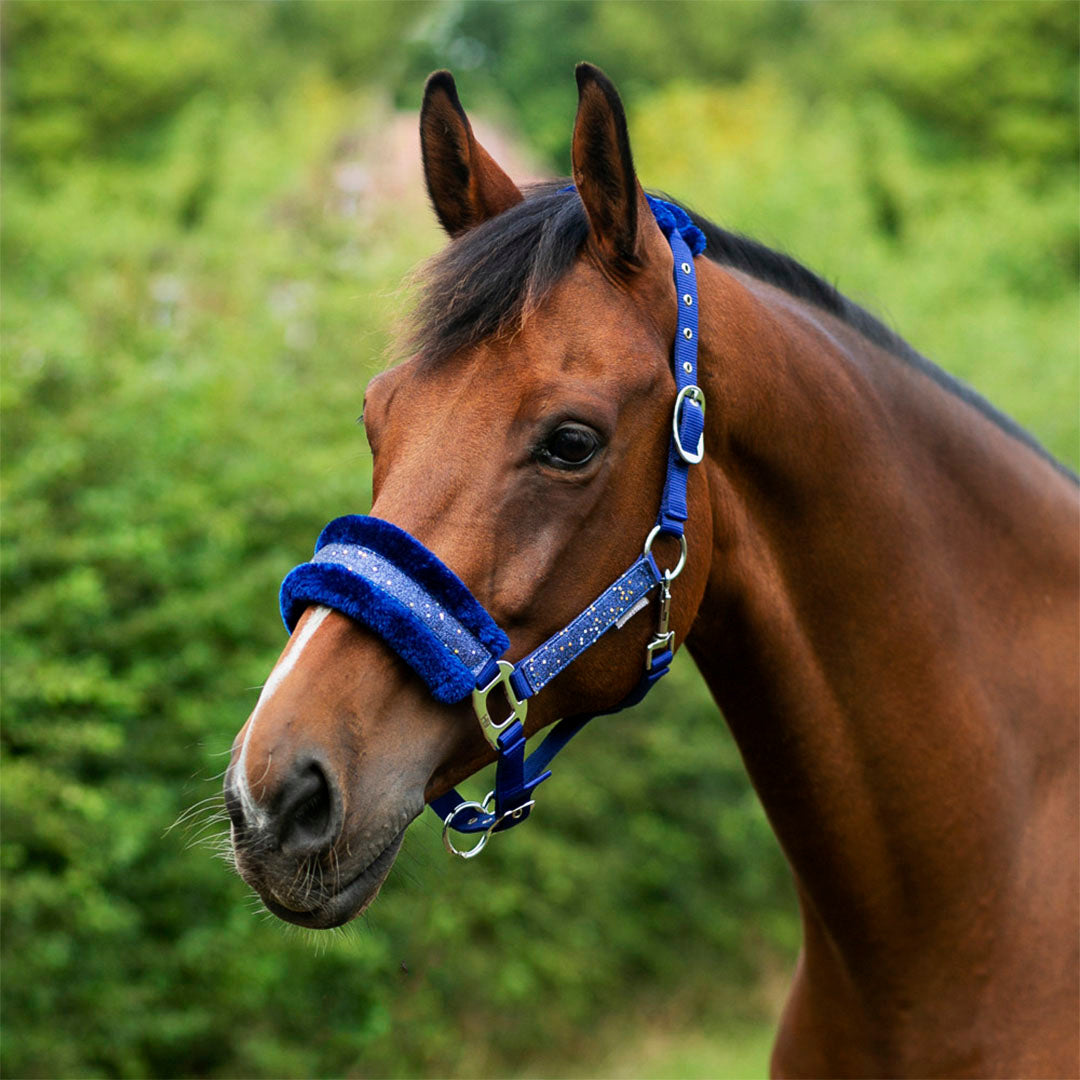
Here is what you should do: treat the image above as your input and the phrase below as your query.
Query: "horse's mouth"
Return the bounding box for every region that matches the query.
[258,830,405,929]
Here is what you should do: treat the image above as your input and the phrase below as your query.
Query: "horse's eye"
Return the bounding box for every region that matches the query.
[538,423,601,469]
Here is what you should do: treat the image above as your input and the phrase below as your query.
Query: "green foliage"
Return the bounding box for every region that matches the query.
[400,1,1078,178]
[3,3,1076,1078]
[2,1,427,178]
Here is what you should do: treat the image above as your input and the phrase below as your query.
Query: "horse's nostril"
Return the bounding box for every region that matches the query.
[223,766,247,833]
[276,760,341,858]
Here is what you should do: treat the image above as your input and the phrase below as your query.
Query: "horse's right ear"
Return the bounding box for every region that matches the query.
[420,71,523,237]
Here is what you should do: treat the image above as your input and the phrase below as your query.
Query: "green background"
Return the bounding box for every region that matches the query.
[3,3,1076,1077]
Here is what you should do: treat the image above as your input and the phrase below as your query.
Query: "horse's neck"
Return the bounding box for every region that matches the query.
[686,264,1078,1024]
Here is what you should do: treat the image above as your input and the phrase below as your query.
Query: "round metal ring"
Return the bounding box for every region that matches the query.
[642,525,688,580]
[442,800,492,859]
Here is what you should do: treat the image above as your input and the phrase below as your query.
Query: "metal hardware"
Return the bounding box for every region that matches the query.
[643,525,688,581]
[682,327,693,340]
[683,293,693,306]
[472,659,528,749]
[442,799,492,859]
[672,385,706,465]
[681,261,691,274]
[442,792,537,858]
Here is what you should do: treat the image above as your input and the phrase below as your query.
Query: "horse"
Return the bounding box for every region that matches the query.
[225,65,1079,1077]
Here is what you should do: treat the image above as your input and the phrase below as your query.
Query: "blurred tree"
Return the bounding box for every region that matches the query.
[398,0,1078,181]
[2,1,429,179]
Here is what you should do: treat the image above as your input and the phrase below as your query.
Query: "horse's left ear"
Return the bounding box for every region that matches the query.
[571,63,656,273]
[420,70,524,237]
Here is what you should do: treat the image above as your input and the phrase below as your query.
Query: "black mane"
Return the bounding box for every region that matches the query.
[411,181,1075,481]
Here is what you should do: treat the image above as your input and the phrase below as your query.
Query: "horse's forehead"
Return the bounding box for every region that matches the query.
[536,258,674,360]
[401,260,672,404]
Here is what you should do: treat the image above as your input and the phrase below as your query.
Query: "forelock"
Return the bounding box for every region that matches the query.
[407,181,589,367]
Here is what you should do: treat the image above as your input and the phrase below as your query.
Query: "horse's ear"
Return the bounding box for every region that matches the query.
[420,70,523,237]
[571,63,653,272]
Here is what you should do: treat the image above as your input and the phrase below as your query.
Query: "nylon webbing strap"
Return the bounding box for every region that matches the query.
[428,552,664,835]
[510,553,662,700]
[657,228,704,534]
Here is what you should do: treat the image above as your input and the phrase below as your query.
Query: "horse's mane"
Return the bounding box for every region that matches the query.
[410,180,1075,481]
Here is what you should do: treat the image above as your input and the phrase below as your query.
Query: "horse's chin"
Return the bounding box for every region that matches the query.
[248,829,407,930]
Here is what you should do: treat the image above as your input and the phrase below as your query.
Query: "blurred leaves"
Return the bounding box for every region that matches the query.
[2,2,1076,1078]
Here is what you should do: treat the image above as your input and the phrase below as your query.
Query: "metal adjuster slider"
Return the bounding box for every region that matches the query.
[471,660,528,749]
[672,385,706,464]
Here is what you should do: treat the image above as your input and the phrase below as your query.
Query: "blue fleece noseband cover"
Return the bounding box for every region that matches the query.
[277,192,705,853]
[280,516,509,703]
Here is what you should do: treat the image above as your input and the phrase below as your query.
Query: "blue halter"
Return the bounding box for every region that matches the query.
[279,194,706,857]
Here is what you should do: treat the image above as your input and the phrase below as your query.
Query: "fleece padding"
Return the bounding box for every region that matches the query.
[279,515,509,704]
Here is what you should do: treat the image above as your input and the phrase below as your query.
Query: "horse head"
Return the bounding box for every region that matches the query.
[225,66,711,928]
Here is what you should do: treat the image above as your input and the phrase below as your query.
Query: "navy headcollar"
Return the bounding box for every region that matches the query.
[279,195,706,858]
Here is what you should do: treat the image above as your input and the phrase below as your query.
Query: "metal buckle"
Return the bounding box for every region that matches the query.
[487,793,536,834]
[672,385,706,464]
[645,632,674,670]
[471,660,528,749]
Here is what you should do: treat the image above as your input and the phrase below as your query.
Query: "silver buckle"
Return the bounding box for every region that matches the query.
[672,385,706,464]
[471,660,528,749]
[645,632,674,670]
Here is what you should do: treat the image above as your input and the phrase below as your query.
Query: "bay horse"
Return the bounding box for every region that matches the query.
[225,65,1079,1076]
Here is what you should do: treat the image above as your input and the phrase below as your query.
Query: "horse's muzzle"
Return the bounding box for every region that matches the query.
[224,748,409,928]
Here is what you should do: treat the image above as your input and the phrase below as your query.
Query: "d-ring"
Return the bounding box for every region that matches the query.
[442,800,491,859]
[643,525,687,580]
